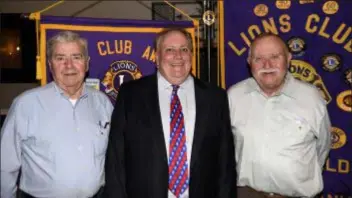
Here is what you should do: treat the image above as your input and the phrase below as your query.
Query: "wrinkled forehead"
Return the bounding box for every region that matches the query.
[53,41,84,54]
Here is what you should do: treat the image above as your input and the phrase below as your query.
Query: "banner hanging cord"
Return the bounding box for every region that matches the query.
[29,0,65,80]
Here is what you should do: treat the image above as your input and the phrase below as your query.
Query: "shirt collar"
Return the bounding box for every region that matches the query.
[245,72,297,98]
[280,73,297,98]
[52,81,89,99]
[157,71,193,90]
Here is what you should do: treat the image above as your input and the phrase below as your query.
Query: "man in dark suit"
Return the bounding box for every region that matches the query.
[104,28,236,198]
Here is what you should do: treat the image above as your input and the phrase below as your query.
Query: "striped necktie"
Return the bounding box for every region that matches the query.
[168,85,189,198]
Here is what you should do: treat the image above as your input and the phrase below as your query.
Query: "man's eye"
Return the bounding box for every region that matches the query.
[73,55,83,60]
[165,48,173,52]
[254,57,262,62]
[271,55,279,59]
[181,48,189,52]
[56,57,64,61]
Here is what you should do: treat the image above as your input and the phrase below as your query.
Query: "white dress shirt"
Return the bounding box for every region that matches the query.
[157,72,196,198]
[227,73,331,197]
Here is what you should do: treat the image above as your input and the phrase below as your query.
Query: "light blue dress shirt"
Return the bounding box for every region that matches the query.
[1,82,113,198]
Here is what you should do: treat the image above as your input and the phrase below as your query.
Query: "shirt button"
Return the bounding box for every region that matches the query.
[78,145,83,151]
[77,128,80,132]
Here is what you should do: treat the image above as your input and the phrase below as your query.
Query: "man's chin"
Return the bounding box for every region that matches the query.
[258,79,282,89]
[62,82,82,88]
[167,75,188,85]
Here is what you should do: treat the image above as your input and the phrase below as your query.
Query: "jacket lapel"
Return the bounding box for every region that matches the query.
[144,74,168,162]
[190,78,208,169]
[143,75,209,192]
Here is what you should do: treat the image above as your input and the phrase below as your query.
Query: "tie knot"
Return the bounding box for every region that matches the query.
[172,85,180,93]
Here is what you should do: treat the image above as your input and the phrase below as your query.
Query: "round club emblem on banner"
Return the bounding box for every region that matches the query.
[101,60,142,102]
[202,10,216,26]
[322,1,339,15]
[287,37,306,57]
[253,4,269,17]
[276,0,291,10]
[321,54,341,72]
[330,126,346,149]
[344,68,352,86]
[336,90,352,113]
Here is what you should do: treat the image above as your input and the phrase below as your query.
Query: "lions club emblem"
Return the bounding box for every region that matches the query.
[101,60,142,102]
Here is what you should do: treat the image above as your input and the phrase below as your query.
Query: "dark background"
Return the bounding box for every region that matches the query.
[1,13,37,127]
[1,13,36,83]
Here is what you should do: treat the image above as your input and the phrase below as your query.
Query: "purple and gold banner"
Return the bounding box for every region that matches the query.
[39,16,196,103]
[219,0,351,197]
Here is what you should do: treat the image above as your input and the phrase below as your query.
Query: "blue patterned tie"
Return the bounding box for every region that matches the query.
[168,85,189,198]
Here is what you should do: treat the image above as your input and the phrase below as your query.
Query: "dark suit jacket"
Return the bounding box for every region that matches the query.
[104,74,236,198]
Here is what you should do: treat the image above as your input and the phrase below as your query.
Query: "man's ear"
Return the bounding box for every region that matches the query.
[286,52,292,68]
[287,52,292,63]
[48,60,53,72]
[86,56,91,72]
[155,51,160,68]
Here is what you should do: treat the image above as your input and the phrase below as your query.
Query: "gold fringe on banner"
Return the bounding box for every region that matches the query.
[29,0,64,81]
[218,0,225,88]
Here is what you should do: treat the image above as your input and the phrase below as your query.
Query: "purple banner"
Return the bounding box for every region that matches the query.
[221,0,352,197]
[40,16,195,103]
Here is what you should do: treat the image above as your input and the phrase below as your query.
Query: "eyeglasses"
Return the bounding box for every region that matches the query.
[251,53,284,65]
[52,54,85,63]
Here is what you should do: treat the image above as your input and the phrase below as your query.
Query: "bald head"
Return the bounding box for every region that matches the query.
[248,33,289,60]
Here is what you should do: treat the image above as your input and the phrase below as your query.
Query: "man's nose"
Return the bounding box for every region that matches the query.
[64,57,74,67]
[174,49,182,59]
[262,58,271,68]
